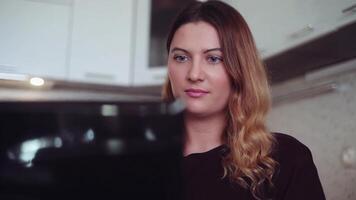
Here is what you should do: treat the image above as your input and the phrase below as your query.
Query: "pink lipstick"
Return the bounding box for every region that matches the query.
[185,88,209,98]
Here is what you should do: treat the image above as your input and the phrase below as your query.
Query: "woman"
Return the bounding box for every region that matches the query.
[162,1,325,200]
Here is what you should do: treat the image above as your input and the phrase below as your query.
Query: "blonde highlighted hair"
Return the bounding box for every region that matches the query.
[162,1,277,199]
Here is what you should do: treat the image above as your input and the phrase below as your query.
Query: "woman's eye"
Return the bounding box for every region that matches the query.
[173,55,189,63]
[207,55,223,64]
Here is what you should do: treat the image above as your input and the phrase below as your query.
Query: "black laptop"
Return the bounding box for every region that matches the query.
[0,100,184,200]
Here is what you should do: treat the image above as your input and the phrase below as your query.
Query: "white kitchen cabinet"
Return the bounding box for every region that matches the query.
[308,0,356,34]
[0,0,71,79]
[224,0,356,58]
[223,0,320,57]
[230,0,314,57]
[68,0,134,85]
[1,0,354,87]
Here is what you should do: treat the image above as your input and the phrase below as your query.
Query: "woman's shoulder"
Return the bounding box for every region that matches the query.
[270,132,326,199]
[271,132,314,165]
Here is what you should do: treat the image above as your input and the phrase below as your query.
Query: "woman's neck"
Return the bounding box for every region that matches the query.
[183,111,226,156]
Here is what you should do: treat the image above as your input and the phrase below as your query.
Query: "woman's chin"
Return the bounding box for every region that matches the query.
[185,105,211,117]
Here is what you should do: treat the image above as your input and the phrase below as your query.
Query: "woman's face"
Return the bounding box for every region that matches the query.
[168,21,232,116]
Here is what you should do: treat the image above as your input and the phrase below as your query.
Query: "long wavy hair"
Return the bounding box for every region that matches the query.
[162,1,277,199]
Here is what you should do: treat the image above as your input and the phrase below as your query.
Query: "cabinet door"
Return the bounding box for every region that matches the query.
[0,0,71,79]
[308,0,356,34]
[69,0,134,85]
[225,0,318,58]
[225,0,356,58]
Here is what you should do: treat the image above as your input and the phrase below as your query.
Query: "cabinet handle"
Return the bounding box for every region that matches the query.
[84,72,115,80]
[258,48,267,56]
[0,64,18,73]
[342,4,356,14]
[0,72,28,81]
[289,24,314,39]
[153,74,166,80]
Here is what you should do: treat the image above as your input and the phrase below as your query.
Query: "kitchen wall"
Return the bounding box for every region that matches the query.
[1,1,355,199]
[267,65,356,200]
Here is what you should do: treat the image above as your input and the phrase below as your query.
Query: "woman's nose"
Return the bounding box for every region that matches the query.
[187,60,204,82]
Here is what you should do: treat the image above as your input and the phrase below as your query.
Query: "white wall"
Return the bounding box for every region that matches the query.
[267,68,356,200]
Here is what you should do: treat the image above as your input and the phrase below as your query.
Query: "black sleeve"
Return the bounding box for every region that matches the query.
[281,147,326,200]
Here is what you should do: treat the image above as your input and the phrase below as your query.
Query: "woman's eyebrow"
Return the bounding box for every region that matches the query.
[170,47,222,54]
[170,47,189,54]
[203,48,222,53]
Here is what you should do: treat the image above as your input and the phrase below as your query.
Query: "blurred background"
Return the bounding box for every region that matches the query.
[0,0,356,199]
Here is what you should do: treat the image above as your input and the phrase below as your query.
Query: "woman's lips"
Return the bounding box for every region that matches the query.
[184,88,209,98]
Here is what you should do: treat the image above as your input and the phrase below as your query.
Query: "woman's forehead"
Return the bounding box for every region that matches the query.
[170,21,221,52]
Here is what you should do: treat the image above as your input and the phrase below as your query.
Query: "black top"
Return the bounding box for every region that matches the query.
[182,132,326,200]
